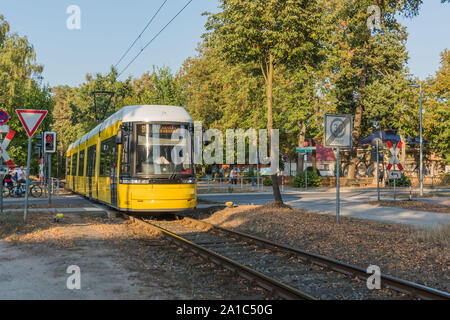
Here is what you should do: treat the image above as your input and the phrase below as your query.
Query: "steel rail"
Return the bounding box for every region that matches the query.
[178,215,450,301]
[124,214,317,300]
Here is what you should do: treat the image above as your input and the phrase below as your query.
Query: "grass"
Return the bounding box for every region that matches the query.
[0,214,24,239]
[413,224,450,247]
[365,200,450,214]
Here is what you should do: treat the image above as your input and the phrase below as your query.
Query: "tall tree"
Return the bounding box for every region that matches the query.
[423,49,450,163]
[323,0,423,178]
[0,15,53,170]
[204,0,324,205]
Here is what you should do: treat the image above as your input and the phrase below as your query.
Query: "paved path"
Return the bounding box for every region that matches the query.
[199,190,450,228]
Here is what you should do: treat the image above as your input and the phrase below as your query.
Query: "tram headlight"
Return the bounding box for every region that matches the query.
[181,177,196,184]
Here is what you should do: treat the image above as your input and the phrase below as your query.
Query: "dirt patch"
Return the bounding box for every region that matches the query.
[365,200,450,214]
[198,205,450,292]
[0,211,267,299]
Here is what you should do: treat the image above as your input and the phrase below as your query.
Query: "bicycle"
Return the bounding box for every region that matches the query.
[6,181,43,198]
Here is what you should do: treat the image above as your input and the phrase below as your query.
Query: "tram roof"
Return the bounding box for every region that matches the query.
[67,105,192,151]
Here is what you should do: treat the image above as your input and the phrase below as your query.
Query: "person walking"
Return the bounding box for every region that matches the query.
[230,167,238,185]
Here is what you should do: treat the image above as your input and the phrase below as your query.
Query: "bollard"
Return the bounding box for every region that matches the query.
[409,185,412,201]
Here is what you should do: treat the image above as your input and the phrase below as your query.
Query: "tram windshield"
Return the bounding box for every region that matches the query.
[135,123,193,177]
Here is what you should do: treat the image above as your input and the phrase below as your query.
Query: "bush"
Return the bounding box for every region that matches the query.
[291,171,322,188]
[387,174,411,187]
[442,173,450,186]
[243,170,255,178]
[263,177,273,186]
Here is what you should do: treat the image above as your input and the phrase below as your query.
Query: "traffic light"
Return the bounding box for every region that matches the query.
[34,133,43,157]
[43,131,56,153]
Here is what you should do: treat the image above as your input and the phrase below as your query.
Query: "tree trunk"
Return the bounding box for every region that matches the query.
[264,53,283,205]
[347,63,368,179]
[312,140,317,172]
[400,134,406,164]
[296,121,306,173]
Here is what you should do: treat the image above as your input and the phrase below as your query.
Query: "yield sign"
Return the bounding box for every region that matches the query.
[386,140,404,171]
[16,109,48,138]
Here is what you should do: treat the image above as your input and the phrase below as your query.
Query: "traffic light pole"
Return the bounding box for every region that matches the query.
[48,153,51,204]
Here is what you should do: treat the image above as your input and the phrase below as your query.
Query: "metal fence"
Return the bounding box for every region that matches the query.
[197,176,286,192]
[41,178,62,196]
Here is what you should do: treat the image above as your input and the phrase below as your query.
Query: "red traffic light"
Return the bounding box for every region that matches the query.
[46,135,53,142]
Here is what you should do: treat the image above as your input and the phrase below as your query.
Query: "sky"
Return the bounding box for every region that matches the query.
[0,0,448,87]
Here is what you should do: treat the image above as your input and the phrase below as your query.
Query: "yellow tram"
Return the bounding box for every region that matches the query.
[65,105,197,212]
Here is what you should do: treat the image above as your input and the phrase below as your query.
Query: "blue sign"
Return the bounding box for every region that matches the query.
[0,110,8,124]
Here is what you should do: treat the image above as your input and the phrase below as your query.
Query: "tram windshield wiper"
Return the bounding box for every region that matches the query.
[169,168,178,180]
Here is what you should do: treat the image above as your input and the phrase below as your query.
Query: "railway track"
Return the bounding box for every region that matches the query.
[124,213,450,300]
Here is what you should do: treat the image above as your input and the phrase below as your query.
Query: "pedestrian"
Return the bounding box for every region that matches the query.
[230,167,238,185]
[3,169,14,189]
[15,165,27,188]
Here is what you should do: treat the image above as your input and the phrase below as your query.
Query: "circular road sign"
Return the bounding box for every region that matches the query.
[330,118,346,139]
[0,110,8,124]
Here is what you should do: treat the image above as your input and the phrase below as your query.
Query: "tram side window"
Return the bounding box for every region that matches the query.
[87,145,96,177]
[100,137,116,177]
[67,156,71,176]
[78,150,85,176]
[72,153,78,177]
[120,132,130,176]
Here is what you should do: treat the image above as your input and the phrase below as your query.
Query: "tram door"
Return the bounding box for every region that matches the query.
[72,153,77,191]
[110,143,118,207]
[87,145,96,199]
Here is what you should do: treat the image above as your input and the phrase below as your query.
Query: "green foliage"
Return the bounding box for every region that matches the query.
[0,15,53,173]
[423,50,450,163]
[441,173,450,186]
[263,177,272,186]
[387,174,411,187]
[4,1,450,179]
[291,171,322,188]
[243,170,255,178]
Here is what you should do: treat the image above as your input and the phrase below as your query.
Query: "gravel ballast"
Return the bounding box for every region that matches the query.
[199,205,450,293]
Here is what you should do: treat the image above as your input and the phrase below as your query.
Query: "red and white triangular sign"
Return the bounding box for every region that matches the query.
[16,109,48,138]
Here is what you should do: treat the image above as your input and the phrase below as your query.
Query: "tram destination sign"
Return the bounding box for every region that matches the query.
[324,114,353,149]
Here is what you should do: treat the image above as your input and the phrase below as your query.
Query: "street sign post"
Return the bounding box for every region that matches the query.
[0,110,9,125]
[386,141,404,201]
[388,170,402,180]
[43,132,56,204]
[324,114,353,223]
[16,109,48,222]
[296,146,316,154]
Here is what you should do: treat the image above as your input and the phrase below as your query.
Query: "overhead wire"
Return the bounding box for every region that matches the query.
[118,0,194,78]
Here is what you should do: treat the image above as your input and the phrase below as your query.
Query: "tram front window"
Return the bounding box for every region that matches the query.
[135,124,192,177]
